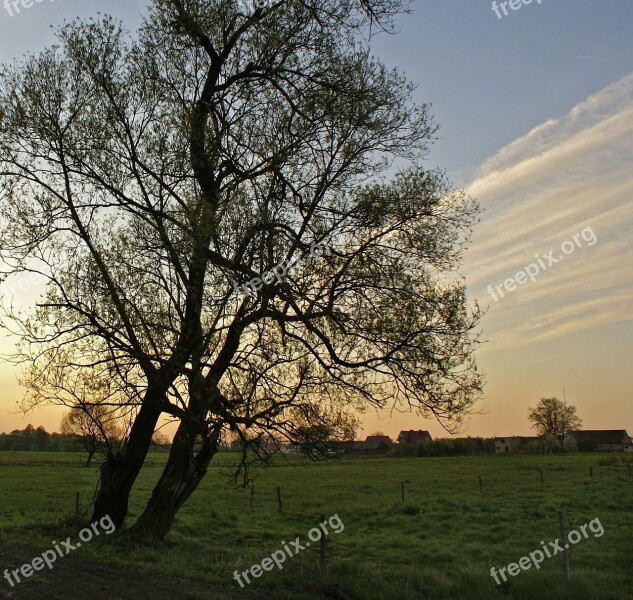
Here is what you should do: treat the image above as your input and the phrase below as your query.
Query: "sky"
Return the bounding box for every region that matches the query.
[0,0,632,440]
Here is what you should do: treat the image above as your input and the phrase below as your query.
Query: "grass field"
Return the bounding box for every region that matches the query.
[1,451,632,599]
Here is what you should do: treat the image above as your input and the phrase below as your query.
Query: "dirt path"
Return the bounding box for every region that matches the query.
[0,542,258,600]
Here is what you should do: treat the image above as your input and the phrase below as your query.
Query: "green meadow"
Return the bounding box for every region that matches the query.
[1,451,632,599]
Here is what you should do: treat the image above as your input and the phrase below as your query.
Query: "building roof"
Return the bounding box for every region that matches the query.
[397,430,432,443]
[365,435,393,443]
[568,430,632,444]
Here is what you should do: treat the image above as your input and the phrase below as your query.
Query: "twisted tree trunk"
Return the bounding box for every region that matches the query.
[131,433,217,541]
[91,387,165,528]
[131,378,219,541]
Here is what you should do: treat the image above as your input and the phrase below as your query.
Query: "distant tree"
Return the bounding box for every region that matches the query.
[544,434,562,454]
[21,424,35,451]
[151,432,171,450]
[528,397,582,444]
[290,418,357,457]
[0,426,76,451]
[563,434,578,452]
[48,433,63,452]
[152,432,170,446]
[61,405,122,466]
[33,426,51,451]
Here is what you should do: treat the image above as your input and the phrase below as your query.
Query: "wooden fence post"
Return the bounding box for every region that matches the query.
[277,486,283,514]
[401,482,405,504]
[478,475,483,496]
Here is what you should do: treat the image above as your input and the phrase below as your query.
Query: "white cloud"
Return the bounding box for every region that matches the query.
[464,72,633,350]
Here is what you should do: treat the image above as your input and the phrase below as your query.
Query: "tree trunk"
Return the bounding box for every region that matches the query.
[91,387,164,528]
[131,437,216,542]
[85,448,95,467]
[131,381,218,542]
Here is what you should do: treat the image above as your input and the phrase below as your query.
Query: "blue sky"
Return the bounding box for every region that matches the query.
[1,0,632,438]
[369,0,633,182]
[2,0,632,177]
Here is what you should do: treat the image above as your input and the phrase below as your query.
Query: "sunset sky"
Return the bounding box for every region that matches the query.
[1,0,631,440]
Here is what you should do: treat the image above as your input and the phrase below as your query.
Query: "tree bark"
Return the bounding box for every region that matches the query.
[85,448,95,467]
[131,380,218,542]
[131,436,216,542]
[91,387,164,528]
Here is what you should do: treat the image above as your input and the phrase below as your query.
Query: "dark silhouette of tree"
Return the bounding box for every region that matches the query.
[528,397,582,441]
[0,425,40,451]
[151,432,171,448]
[0,425,83,452]
[60,405,123,466]
[33,426,51,451]
[0,0,482,540]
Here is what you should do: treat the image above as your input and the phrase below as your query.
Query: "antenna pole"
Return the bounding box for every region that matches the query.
[562,387,567,438]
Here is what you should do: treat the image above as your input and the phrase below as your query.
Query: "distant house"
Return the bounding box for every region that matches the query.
[397,430,433,445]
[568,430,633,452]
[494,436,540,453]
[326,440,355,455]
[365,435,392,444]
[344,435,395,456]
[355,438,393,456]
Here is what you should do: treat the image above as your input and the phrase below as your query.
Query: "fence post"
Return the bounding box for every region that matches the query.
[478,475,483,496]
[539,469,544,486]
[401,482,405,504]
[75,492,80,519]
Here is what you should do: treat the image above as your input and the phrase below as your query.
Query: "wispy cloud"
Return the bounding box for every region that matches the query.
[464,72,633,350]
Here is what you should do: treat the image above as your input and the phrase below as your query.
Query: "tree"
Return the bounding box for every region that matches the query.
[21,424,35,451]
[33,426,51,452]
[0,0,483,540]
[527,397,582,442]
[151,431,171,447]
[544,433,561,454]
[61,405,123,466]
[562,434,578,453]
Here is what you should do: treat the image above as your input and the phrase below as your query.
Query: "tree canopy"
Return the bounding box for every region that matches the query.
[0,0,483,540]
[527,397,582,438]
[60,404,124,466]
